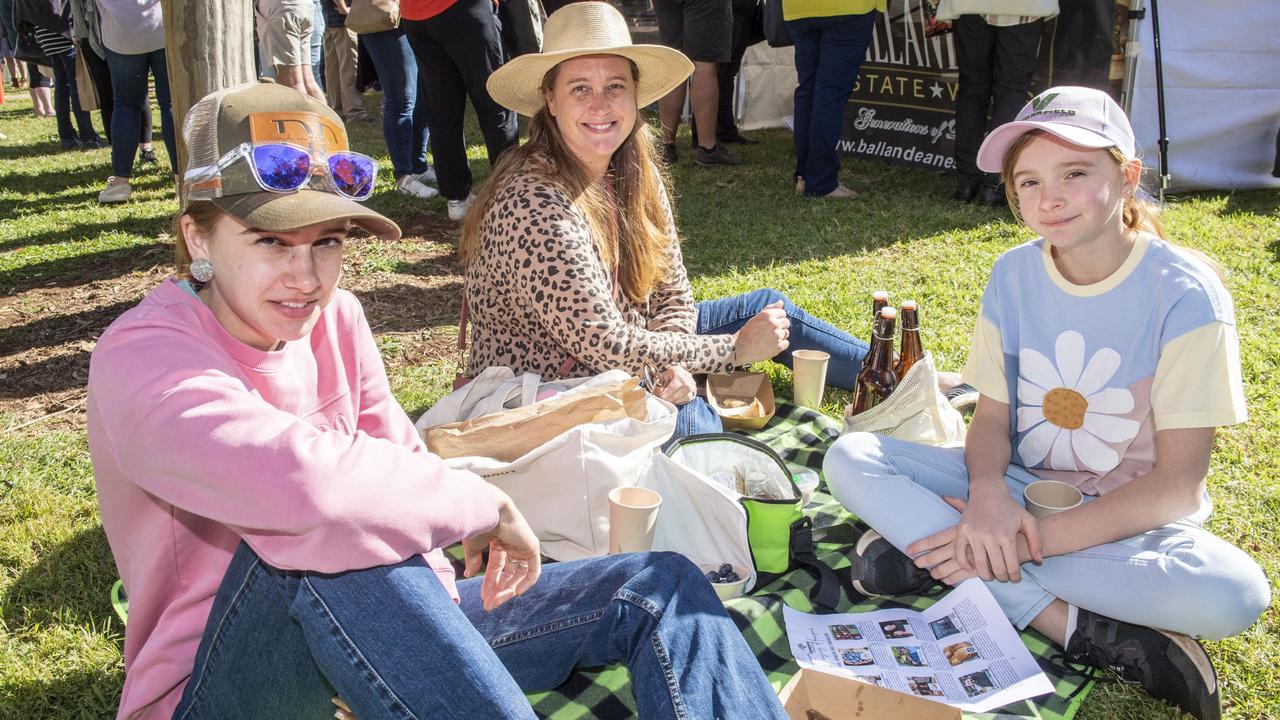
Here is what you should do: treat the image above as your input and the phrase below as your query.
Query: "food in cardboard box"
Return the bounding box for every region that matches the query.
[718,397,767,418]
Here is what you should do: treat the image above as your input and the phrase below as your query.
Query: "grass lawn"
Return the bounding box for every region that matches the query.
[1,87,1277,719]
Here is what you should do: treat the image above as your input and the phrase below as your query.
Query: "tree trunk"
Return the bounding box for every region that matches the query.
[159,0,257,177]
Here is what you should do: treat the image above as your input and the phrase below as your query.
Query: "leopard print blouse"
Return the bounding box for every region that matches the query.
[463,167,737,380]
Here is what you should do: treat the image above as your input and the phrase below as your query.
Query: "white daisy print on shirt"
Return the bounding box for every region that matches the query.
[1015,330,1141,473]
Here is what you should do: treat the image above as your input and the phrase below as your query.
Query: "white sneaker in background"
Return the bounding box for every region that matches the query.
[416,166,438,184]
[447,193,476,222]
[98,177,133,204]
[396,175,439,199]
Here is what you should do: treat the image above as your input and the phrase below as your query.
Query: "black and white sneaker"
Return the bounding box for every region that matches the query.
[1066,609,1221,720]
[848,530,935,597]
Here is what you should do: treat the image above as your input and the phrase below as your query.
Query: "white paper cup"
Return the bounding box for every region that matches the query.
[608,487,662,554]
[1023,480,1083,519]
[701,563,750,601]
[791,350,831,409]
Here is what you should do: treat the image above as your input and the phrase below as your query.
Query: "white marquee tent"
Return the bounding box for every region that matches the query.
[1125,0,1280,191]
[735,0,1280,192]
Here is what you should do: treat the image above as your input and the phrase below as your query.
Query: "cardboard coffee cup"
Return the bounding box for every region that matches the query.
[608,487,662,554]
[791,350,831,409]
[1023,480,1083,519]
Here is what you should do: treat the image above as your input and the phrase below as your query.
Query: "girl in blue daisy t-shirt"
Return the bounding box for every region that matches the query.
[824,86,1268,720]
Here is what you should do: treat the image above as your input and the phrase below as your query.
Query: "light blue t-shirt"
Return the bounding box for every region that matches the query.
[962,234,1246,496]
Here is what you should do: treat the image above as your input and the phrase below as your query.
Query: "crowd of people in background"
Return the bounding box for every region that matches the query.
[0,0,1081,212]
[0,0,1071,209]
[1,0,173,201]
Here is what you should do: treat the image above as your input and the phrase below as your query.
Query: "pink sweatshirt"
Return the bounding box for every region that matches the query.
[86,279,500,720]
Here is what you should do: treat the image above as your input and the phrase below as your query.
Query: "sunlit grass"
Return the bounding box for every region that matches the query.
[2,87,1277,719]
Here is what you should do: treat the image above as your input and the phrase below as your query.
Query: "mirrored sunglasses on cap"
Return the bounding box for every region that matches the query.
[184,142,378,200]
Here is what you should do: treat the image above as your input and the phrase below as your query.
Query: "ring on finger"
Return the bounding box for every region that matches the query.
[511,559,529,569]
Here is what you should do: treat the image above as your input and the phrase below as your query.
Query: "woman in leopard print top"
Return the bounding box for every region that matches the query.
[463,6,870,437]
[463,159,739,380]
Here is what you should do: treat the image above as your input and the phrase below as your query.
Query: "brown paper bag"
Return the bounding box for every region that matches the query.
[74,51,99,112]
[427,377,649,462]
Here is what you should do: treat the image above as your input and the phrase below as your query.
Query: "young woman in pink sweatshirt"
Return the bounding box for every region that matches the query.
[87,81,787,720]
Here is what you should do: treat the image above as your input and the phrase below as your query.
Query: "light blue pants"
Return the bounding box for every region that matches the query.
[823,432,1270,640]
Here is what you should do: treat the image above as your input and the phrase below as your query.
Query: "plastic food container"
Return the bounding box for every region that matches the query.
[791,467,820,506]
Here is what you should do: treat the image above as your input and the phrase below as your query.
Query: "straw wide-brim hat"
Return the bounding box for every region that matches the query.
[487,2,694,117]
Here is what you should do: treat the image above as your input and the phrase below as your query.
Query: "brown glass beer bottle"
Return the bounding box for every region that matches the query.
[872,290,889,317]
[871,290,889,346]
[896,300,923,379]
[851,307,899,415]
[870,288,890,351]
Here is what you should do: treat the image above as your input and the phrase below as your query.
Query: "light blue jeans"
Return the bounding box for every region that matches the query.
[672,288,870,439]
[823,432,1270,640]
[310,0,325,91]
[172,543,788,719]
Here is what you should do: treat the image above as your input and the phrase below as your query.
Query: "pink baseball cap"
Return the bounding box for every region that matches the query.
[976,86,1136,173]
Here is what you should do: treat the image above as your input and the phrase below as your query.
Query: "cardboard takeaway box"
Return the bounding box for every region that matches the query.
[780,669,961,720]
[706,371,776,430]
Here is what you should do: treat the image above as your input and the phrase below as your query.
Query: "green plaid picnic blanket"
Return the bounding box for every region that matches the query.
[104,407,1092,717]
[518,403,1095,719]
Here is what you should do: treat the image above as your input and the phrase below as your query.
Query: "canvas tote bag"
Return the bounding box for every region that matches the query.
[416,370,677,561]
[842,351,966,446]
[346,0,400,34]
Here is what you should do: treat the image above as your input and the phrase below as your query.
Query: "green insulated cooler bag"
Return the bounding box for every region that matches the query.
[640,434,845,610]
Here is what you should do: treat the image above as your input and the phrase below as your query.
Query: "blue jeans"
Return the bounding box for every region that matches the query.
[172,543,788,719]
[787,12,876,197]
[823,432,1271,640]
[104,47,177,177]
[48,50,99,144]
[362,27,431,177]
[674,288,870,437]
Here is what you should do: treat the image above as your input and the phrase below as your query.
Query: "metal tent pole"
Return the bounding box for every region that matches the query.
[1149,0,1170,199]
[1120,0,1144,114]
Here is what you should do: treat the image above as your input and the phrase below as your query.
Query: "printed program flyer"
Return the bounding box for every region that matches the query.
[783,579,1054,713]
